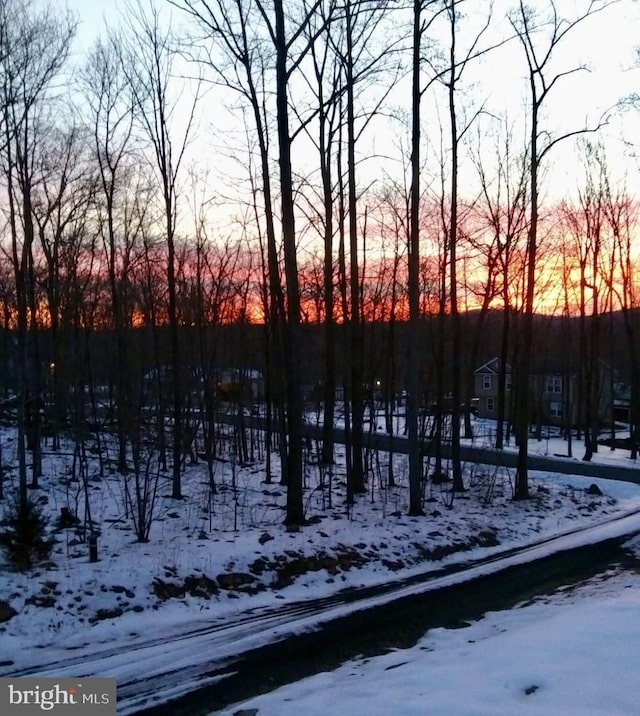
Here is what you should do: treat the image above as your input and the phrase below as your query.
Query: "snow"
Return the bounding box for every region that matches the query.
[221,564,640,716]
[1,417,640,714]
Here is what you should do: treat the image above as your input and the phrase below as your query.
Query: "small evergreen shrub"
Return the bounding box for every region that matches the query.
[3,495,53,570]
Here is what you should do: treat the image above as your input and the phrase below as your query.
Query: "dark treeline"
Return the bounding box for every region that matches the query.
[1,307,635,421]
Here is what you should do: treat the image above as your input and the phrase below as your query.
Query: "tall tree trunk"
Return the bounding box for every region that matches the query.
[406,0,423,515]
[274,0,304,526]
[346,3,365,499]
[447,0,463,492]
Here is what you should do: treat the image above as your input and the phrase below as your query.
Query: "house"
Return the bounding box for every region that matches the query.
[141,365,264,406]
[612,381,631,424]
[474,357,512,420]
[215,368,263,403]
[528,371,568,427]
[474,357,617,429]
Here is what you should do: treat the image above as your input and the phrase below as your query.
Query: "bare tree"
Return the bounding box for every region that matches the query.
[509,0,617,499]
[79,30,137,474]
[0,0,76,509]
[440,0,498,493]
[173,0,290,495]
[562,142,612,460]
[602,184,639,457]
[267,0,307,523]
[176,0,335,525]
[406,0,446,514]
[297,0,342,468]
[471,116,528,450]
[331,0,399,504]
[31,122,96,444]
[122,0,201,500]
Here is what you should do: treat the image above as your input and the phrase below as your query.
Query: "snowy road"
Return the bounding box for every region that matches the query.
[4,504,640,715]
[227,413,640,484]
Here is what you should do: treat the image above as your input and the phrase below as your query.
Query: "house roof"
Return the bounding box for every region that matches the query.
[475,357,512,375]
[476,356,618,378]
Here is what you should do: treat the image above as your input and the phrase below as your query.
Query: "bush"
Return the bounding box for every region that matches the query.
[3,495,53,570]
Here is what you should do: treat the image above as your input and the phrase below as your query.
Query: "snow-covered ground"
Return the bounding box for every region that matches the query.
[1,417,640,714]
[220,557,640,716]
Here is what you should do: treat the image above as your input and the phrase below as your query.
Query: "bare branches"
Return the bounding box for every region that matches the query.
[509,0,620,111]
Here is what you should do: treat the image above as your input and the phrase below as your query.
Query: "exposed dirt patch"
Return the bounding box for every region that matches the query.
[413,529,500,562]
[148,531,504,605]
[0,600,17,623]
[152,574,220,601]
[89,607,124,624]
[250,546,372,588]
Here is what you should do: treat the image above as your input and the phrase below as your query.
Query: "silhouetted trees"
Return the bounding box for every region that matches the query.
[0,0,634,532]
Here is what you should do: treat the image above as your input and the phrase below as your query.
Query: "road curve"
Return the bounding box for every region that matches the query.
[4,505,640,714]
